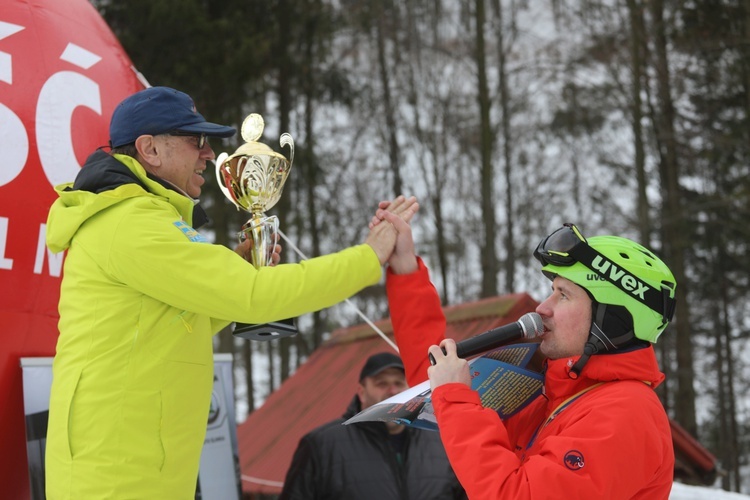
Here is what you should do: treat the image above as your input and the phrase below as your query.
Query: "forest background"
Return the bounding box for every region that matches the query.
[91,0,750,493]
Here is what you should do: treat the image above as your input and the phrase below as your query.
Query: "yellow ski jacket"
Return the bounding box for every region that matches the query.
[44,150,382,499]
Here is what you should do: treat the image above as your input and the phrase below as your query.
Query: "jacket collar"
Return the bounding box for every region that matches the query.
[341,394,409,437]
[72,149,208,228]
[542,345,664,410]
[342,394,363,419]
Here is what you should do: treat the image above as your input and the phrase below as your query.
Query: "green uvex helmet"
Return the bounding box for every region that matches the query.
[534,225,677,353]
[541,235,676,344]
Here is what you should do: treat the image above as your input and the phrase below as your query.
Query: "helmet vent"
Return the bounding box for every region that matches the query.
[639,248,657,260]
[635,248,656,266]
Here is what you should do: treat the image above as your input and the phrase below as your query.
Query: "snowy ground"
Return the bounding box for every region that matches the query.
[671,482,750,499]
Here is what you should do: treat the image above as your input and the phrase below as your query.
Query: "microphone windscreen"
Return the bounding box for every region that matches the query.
[518,312,544,339]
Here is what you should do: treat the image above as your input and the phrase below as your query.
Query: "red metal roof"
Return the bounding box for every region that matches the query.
[236,292,716,495]
[671,418,719,484]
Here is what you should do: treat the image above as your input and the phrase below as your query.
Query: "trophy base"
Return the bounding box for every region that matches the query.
[233,318,298,341]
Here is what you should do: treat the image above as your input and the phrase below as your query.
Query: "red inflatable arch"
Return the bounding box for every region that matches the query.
[0,1,144,496]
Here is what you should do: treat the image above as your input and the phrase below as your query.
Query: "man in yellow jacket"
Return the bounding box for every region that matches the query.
[45,86,417,499]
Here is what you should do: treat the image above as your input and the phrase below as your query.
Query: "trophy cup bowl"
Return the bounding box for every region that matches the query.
[215,113,298,340]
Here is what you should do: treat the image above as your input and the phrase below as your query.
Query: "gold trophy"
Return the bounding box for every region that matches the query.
[215,113,297,340]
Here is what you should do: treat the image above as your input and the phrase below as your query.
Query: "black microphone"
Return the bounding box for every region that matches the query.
[429,312,544,365]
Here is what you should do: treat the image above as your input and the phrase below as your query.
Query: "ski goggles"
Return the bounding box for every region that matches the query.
[534,223,676,322]
[533,223,586,267]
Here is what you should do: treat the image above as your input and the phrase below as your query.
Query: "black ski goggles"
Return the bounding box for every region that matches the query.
[533,223,676,323]
[533,223,586,267]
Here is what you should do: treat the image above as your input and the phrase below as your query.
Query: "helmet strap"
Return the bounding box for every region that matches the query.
[569,302,638,379]
[569,343,595,379]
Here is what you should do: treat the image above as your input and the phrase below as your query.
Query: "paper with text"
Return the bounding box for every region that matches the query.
[344,343,544,430]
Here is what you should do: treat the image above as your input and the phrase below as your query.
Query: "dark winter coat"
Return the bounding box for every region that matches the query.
[279,395,467,500]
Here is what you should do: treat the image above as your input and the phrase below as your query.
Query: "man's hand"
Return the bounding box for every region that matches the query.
[368,195,418,229]
[368,196,419,274]
[234,238,282,266]
[427,339,471,391]
[364,196,419,266]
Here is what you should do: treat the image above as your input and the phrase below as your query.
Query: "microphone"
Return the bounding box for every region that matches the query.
[429,312,544,365]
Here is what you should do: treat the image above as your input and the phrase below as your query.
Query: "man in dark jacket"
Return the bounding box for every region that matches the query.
[279,352,467,500]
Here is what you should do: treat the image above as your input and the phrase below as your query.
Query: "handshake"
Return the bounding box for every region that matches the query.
[232,194,420,276]
[364,195,420,275]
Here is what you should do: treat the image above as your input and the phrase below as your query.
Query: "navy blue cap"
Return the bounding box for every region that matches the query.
[359,352,404,382]
[109,86,236,148]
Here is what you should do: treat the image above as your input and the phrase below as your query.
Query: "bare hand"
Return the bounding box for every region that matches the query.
[378,211,418,274]
[368,195,418,229]
[368,196,419,274]
[234,238,282,266]
[427,339,471,391]
[364,196,419,266]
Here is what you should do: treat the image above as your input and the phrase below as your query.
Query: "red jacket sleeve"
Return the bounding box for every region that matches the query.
[385,257,445,386]
[431,383,523,498]
[432,381,674,499]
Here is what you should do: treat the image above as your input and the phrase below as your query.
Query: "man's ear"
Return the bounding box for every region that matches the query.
[134,135,160,170]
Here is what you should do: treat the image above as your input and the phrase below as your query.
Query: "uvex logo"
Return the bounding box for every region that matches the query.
[587,256,649,300]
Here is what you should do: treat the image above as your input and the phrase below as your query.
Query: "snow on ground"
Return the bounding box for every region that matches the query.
[671,482,750,499]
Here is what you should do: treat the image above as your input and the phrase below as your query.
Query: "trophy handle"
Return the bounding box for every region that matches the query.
[239,215,279,269]
[215,152,241,210]
[280,133,294,166]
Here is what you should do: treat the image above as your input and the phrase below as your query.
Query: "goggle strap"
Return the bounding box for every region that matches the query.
[662,287,677,323]
[568,244,676,319]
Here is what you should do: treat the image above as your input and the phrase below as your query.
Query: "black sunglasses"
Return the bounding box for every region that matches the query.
[168,131,208,149]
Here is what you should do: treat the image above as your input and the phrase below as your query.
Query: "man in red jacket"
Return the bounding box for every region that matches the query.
[374,204,678,499]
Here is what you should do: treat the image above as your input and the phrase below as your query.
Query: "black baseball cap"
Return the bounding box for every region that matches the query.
[109,86,236,148]
[359,352,404,382]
